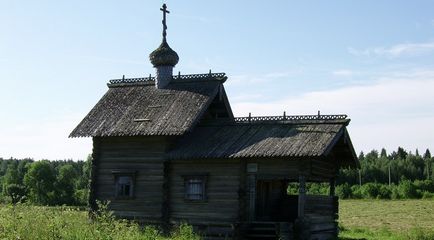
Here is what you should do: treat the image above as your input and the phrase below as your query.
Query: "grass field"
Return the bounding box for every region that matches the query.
[339,199,434,239]
[2,200,434,239]
[0,203,200,240]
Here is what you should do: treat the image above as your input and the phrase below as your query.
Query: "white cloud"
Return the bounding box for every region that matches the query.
[348,42,434,58]
[231,69,434,153]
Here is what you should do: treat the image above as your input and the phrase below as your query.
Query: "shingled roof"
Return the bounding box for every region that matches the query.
[69,73,227,137]
[168,117,358,167]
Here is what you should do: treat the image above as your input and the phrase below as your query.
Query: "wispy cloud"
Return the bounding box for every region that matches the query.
[227,70,303,86]
[348,42,434,58]
[231,69,434,153]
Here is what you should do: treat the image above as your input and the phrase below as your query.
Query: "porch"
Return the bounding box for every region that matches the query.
[241,176,339,240]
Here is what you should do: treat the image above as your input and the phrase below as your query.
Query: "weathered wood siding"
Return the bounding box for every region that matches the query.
[93,136,172,222]
[252,158,303,180]
[310,158,337,180]
[305,195,338,239]
[169,159,241,225]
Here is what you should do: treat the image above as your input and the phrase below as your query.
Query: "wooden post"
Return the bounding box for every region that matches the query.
[329,178,335,196]
[298,175,306,218]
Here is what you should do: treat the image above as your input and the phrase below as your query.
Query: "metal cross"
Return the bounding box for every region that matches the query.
[160,4,170,40]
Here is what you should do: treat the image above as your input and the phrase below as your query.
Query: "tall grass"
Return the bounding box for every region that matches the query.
[0,203,201,240]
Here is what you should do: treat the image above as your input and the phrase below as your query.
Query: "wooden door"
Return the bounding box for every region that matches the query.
[255,180,284,221]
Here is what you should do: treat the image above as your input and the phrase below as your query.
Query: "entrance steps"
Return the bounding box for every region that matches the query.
[243,222,293,240]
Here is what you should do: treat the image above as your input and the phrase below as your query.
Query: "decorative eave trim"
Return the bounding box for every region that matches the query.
[107,72,227,88]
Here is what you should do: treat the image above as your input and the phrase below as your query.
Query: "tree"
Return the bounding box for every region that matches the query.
[55,164,78,205]
[365,150,379,162]
[358,151,365,161]
[424,149,432,159]
[3,163,19,185]
[397,147,408,160]
[24,161,56,205]
[380,148,388,158]
[2,162,20,194]
[5,184,26,204]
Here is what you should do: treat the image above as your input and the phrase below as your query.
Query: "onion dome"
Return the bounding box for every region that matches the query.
[149,39,179,67]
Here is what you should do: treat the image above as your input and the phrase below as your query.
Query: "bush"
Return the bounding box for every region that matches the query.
[335,180,434,199]
[421,191,434,199]
[350,185,363,199]
[360,183,381,199]
[377,184,392,199]
[397,180,420,199]
[336,183,352,199]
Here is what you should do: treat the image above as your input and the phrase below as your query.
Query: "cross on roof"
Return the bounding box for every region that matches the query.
[160,4,170,41]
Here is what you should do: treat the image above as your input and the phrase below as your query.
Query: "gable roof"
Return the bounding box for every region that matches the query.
[69,73,229,137]
[168,116,358,167]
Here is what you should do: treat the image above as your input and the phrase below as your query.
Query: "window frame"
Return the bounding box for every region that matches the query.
[183,174,208,202]
[112,170,137,200]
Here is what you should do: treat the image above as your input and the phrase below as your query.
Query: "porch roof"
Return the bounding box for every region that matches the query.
[168,119,358,168]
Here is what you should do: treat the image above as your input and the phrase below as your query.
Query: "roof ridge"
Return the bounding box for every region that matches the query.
[233,114,349,124]
[107,72,227,87]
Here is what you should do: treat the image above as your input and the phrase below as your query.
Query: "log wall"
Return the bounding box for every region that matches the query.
[253,158,302,180]
[93,136,172,223]
[169,159,242,225]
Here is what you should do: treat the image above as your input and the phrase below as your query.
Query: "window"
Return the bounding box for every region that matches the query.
[184,175,207,201]
[116,176,133,197]
[112,170,136,199]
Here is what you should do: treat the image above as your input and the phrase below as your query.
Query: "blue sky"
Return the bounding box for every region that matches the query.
[1,1,434,160]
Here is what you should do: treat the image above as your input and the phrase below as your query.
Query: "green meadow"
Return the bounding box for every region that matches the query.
[1,200,434,239]
[339,199,434,240]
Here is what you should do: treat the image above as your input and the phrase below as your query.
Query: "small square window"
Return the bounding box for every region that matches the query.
[184,175,207,201]
[116,176,133,197]
[112,170,136,199]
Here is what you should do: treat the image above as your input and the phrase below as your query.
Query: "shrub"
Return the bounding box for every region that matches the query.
[421,191,434,199]
[397,180,420,199]
[377,184,392,199]
[350,185,363,199]
[360,183,381,199]
[336,183,352,199]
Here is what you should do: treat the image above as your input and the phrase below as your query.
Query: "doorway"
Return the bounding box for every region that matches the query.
[255,179,298,222]
[255,180,284,221]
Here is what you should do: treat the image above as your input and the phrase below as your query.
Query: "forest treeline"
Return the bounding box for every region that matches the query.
[0,147,433,205]
[315,147,434,199]
[0,156,90,205]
